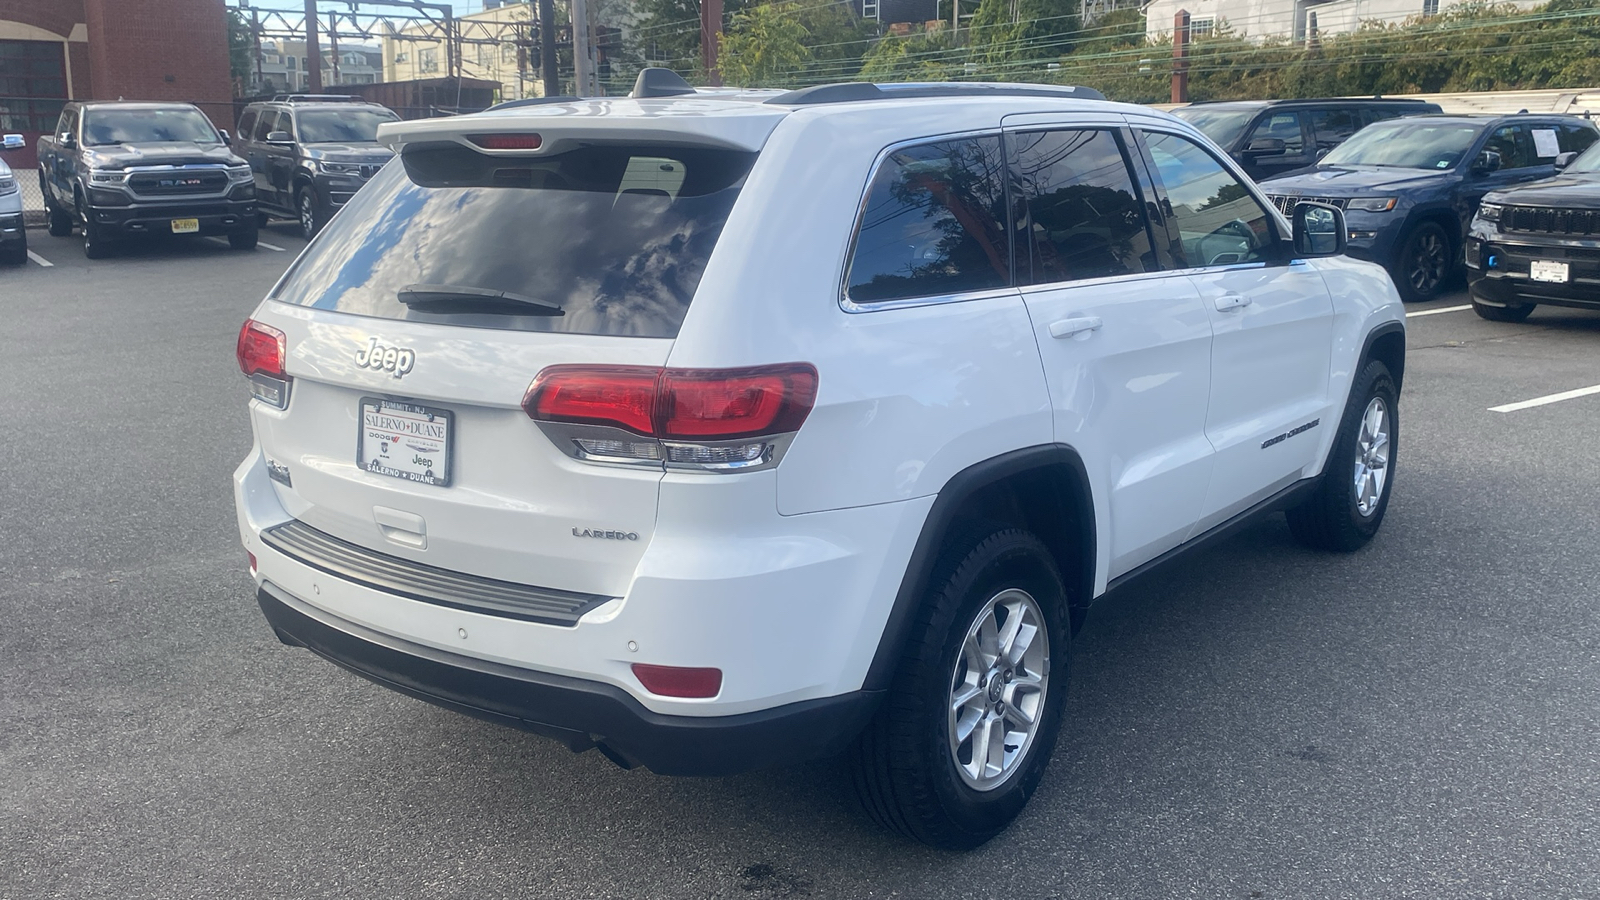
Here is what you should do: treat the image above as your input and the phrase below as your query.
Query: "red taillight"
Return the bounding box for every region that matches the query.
[237,318,286,379]
[632,664,722,699]
[246,551,257,574]
[521,364,818,440]
[523,366,659,435]
[468,133,543,150]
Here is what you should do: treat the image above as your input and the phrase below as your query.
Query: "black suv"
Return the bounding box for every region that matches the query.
[1467,140,1600,321]
[1174,98,1442,182]
[235,95,399,239]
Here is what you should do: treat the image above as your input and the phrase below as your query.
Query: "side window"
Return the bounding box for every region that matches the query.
[237,109,258,143]
[1245,112,1305,155]
[254,110,279,142]
[57,108,77,137]
[1527,125,1563,163]
[1484,125,1533,169]
[846,136,1010,304]
[279,113,296,141]
[1559,123,1598,154]
[1010,129,1154,284]
[1308,108,1362,151]
[1365,108,1403,125]
[1142,131,1278,269]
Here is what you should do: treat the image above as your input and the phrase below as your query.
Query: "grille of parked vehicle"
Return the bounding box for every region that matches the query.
[1503,205,1600,235]
[1267,194,1349,214]
[126,168,231,196]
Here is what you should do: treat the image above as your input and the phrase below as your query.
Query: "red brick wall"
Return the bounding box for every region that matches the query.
[82,0,233,127]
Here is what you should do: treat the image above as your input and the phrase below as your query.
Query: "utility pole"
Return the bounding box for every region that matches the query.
[327,10,340,87]
[251,7,263,93]
[571,0,595,95]
[701,0,723,87]
[1171,9,1189,104]
[304,0,322,93]
[538,0,559,96]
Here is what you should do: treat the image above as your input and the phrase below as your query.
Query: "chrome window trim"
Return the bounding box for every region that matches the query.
[838,127,1013,314]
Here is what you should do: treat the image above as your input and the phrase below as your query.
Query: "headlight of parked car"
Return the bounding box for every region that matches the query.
[0,173,16,195]
[88,169,123,184]
[227,164,253,183]
[1475,202,1504,224]
[1347,197,1398,212]
[314,160,365,176]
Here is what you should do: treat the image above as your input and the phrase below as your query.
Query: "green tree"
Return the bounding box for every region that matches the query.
[626,0,751,80]
[227,9,254,93]
[719,1,815,86]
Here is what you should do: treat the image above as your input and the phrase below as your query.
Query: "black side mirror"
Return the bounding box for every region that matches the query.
[1292,202,1346,257]
[1315,147,1331,161]
[60,132,77,151]
[1472,149,1502,175]
[1555,151,1578,171]
[1243,137,1287,156]
[220,129,232,146]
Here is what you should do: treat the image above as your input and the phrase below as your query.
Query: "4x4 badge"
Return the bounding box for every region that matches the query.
[355,337,415,379]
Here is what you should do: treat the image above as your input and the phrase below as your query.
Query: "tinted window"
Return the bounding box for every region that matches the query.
[270,143,755,338]
[1323,121,1482,169]
[1484,125,1532,169]
[847,136,1009,303]
[1309,108,1362,150]
[56,108,76,137]
[237,109,258,142]
[1246,112,1304,155]
[1144,131,1276,268]
[1172,108,1256,150]
[81,107,219,146]
[297,108,399,143]
[1011,129,1153,284]
[253,110,279,142]
[1559,123,1597,154]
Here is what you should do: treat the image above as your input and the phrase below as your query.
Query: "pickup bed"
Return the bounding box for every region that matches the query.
[37,101,258,258]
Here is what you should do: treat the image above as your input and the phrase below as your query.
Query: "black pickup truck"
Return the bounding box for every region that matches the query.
[36,101,258,258]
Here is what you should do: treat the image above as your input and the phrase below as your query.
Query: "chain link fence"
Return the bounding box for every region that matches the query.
[17,178,46,227]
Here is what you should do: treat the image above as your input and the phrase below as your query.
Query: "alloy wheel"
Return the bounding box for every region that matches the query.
[1354,396,1390,517]
[947,587,1050,792]
[1407,230,1447,295]
[299,192,316,239]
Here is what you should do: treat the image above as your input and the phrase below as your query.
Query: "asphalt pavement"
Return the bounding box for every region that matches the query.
[3,233,1598,899]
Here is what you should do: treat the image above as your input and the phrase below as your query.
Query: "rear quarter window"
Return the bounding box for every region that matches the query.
[269,142,755,338]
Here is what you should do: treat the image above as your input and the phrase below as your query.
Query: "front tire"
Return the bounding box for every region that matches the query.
[296,186,327,240]
[1392,222,1452,302]
[851,527,1070,850]
[78,197,113,260]
[1471,295,1536,322]
[1,237,25,266]
[229,225,259,251]
[1287,359,1398,551]
[43,173,72,237]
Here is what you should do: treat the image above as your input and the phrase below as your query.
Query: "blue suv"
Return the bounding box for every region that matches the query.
[1261,114,1599,301]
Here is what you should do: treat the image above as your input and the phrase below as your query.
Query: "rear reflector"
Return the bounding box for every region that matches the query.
[247,551,257,574]
[523,364,817,440]
[632,664,722,698]
[468,133,543,151]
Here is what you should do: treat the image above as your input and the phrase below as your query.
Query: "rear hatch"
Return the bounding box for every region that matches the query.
[247,113,773,598]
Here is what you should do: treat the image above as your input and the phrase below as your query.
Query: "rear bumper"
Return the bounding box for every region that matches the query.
[258,581,880,775]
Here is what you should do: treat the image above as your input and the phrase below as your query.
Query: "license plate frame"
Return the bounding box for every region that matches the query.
[357,397,454,487]
[1530,260,1569,283]
[170,217,200,234]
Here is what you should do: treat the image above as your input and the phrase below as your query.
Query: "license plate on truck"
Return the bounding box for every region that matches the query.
[1530,260,1569,283]
[358,398,453,487]
[171,218,200,234]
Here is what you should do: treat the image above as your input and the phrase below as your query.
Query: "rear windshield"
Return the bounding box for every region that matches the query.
[269,143,755,337]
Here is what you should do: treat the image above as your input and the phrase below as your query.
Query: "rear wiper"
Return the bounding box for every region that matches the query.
[397,283,563,316]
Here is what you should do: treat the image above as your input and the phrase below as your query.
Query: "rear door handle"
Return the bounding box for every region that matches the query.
[1049,316,1103,340]
[1214,292,1252,312]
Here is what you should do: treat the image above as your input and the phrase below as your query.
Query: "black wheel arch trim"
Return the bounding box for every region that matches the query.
[1358,319,1407,393]
[862,444,1096,692]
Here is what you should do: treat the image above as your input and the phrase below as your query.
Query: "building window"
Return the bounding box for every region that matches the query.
[1422,0,1439,15]
[420,48,438,73]
[0,39,69,132]
[286,56,296,70]
[1188,17,1215,38]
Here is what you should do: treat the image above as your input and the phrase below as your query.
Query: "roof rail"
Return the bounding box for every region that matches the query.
[766,81,1107,106]
[270,94,368,103]
[632,67,697,99]
[485,95,583,112]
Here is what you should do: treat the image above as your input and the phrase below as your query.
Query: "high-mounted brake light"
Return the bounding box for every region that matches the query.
[522,364,818,471]
[237,318,292,409]
[467,133,543,151]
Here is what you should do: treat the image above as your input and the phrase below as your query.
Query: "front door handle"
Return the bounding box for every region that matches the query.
[1214,292,1252,312]
[1049,316,1103,340]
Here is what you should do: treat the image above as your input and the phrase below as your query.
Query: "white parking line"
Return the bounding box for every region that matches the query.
[26,250,53,267]
[1490,383,1600,413]
[257,240,287,252]
[1406,304,1471,318]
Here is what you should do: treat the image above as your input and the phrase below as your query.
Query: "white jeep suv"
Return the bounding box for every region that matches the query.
[234,71,1405,850]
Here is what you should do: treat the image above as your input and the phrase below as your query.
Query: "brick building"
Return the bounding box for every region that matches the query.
[0,0,233,168]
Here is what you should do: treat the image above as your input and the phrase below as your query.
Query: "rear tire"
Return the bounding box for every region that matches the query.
[1471,296,1536,322]
[851,527,1069,850]
[1391,222,1452,303]
[1287,359,1398,552]
[256,211,271,229]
